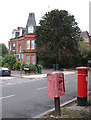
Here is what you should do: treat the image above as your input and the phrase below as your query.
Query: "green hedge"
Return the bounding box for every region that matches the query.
[24,64,37,73]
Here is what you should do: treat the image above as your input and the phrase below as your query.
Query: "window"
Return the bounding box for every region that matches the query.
[31,40,35,50]
[19,28,22,36]
[26,40,30,49]
[28,26,33,33]
[84,37,88,42]
[31,55,35,64]
[13,43,15,51]
[19,53,23,59]
[10,44,11,51]
[19,45,21,52]
[26,55,30,64]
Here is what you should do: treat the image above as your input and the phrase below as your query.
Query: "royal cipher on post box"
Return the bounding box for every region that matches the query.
[47,72,65,98]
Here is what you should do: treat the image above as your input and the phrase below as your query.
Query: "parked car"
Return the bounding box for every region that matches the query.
[0,67,11,76]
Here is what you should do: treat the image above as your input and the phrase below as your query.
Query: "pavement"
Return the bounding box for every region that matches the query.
[35,95,91,118]
[11,69,91,118]
[11,69,76,78]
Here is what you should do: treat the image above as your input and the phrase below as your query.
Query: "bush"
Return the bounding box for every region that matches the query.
[14,62,21,70]
[2,53,16,70]
[24,64,37,73]
[3,64,10,69]
[37,64,43,69]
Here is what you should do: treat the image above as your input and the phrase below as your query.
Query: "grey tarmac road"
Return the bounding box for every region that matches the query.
[1,70,91,118]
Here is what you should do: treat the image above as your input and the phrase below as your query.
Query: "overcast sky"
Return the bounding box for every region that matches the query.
[0,0,90,48]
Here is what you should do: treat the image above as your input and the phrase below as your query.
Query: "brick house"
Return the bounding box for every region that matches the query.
[80,31,91,47]
[9,13,37,65]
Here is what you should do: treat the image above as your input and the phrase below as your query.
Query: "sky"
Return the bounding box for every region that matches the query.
[0,0,90,48]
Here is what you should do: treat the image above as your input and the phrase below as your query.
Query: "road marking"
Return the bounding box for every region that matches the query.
[37,81,69,91]
[0,95,15,100]
[37,87,47,91]
[65,81,69,84]
[2,81,31,86]
[0,77,15,80]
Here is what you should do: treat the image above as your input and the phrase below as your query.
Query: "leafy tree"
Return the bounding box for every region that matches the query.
[2,53,16,70]
[79,45,91,66]
[36,9,81,66]
[0,44,8,57]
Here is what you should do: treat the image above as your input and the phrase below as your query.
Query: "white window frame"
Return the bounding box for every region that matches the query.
[28,26,33,33]
[19,53,23,60]
[31,55,35,64]
[10,44,11,51]
[31,40,35,50]
[26,55,30,64]
[13,43,15,51]
[26,40,30,49]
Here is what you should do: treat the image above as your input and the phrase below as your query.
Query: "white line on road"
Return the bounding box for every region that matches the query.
[0,95,15,100]
[37,81,69,91]
[37,87,47,91]
[65,81,69,84]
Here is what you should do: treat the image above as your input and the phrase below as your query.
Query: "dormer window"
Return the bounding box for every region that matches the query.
[19,28,23,36]
[84,37,88,42]
[28,26,33,33]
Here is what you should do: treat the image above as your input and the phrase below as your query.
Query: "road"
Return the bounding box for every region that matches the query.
[0,70,91,118]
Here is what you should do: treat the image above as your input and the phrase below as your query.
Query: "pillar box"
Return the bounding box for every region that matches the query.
[47,72,65,98]
[76,67,89,106]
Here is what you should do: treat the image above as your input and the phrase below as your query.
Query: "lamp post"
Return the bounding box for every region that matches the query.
[20,52,22,76]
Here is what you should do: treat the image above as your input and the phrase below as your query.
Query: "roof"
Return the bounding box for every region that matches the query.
[80,31,89,38]
[25,13,36,33]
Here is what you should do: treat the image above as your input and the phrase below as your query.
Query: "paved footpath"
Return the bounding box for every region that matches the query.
[11,69,76,78]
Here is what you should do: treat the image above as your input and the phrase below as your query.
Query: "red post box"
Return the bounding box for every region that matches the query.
[47,72,65,116]
[47,72,65,98]
[76,67,89,106]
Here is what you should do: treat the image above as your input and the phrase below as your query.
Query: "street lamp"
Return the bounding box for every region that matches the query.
[20,52,22,76]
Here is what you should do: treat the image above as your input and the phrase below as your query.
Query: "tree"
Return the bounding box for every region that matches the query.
[0,44,8,57]
[36,9,81,66]
[2,53,16,70]
[79,45,91,66]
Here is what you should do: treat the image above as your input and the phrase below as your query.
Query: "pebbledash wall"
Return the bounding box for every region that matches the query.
[8,13,37,65]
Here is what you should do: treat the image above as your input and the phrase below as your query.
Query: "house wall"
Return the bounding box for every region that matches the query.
[9,34,37,64]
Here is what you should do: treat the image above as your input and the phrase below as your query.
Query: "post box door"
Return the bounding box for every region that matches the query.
[47,73,58,97]
[57,73,65,96]
[47,72,65,98]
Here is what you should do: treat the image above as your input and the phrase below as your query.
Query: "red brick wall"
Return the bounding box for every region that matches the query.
[9,34,37,64]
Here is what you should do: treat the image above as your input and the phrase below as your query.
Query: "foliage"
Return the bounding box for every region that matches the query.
[36,9,81,65]
[2,53,16,70]
[38,57,55,68]
[14,62,21,70]
[37,64,43,69]
[0,44,8,57]
[24,64,37,73]
[3,64,10,68]
[78,45,91,66]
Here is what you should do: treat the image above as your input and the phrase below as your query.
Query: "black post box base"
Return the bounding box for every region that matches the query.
[77,96,87,106]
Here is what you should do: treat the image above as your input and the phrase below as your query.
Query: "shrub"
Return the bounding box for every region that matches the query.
[14,62,21,70]
[3,64,10,69]
[37,64,43,69]
[24,64,37,73]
